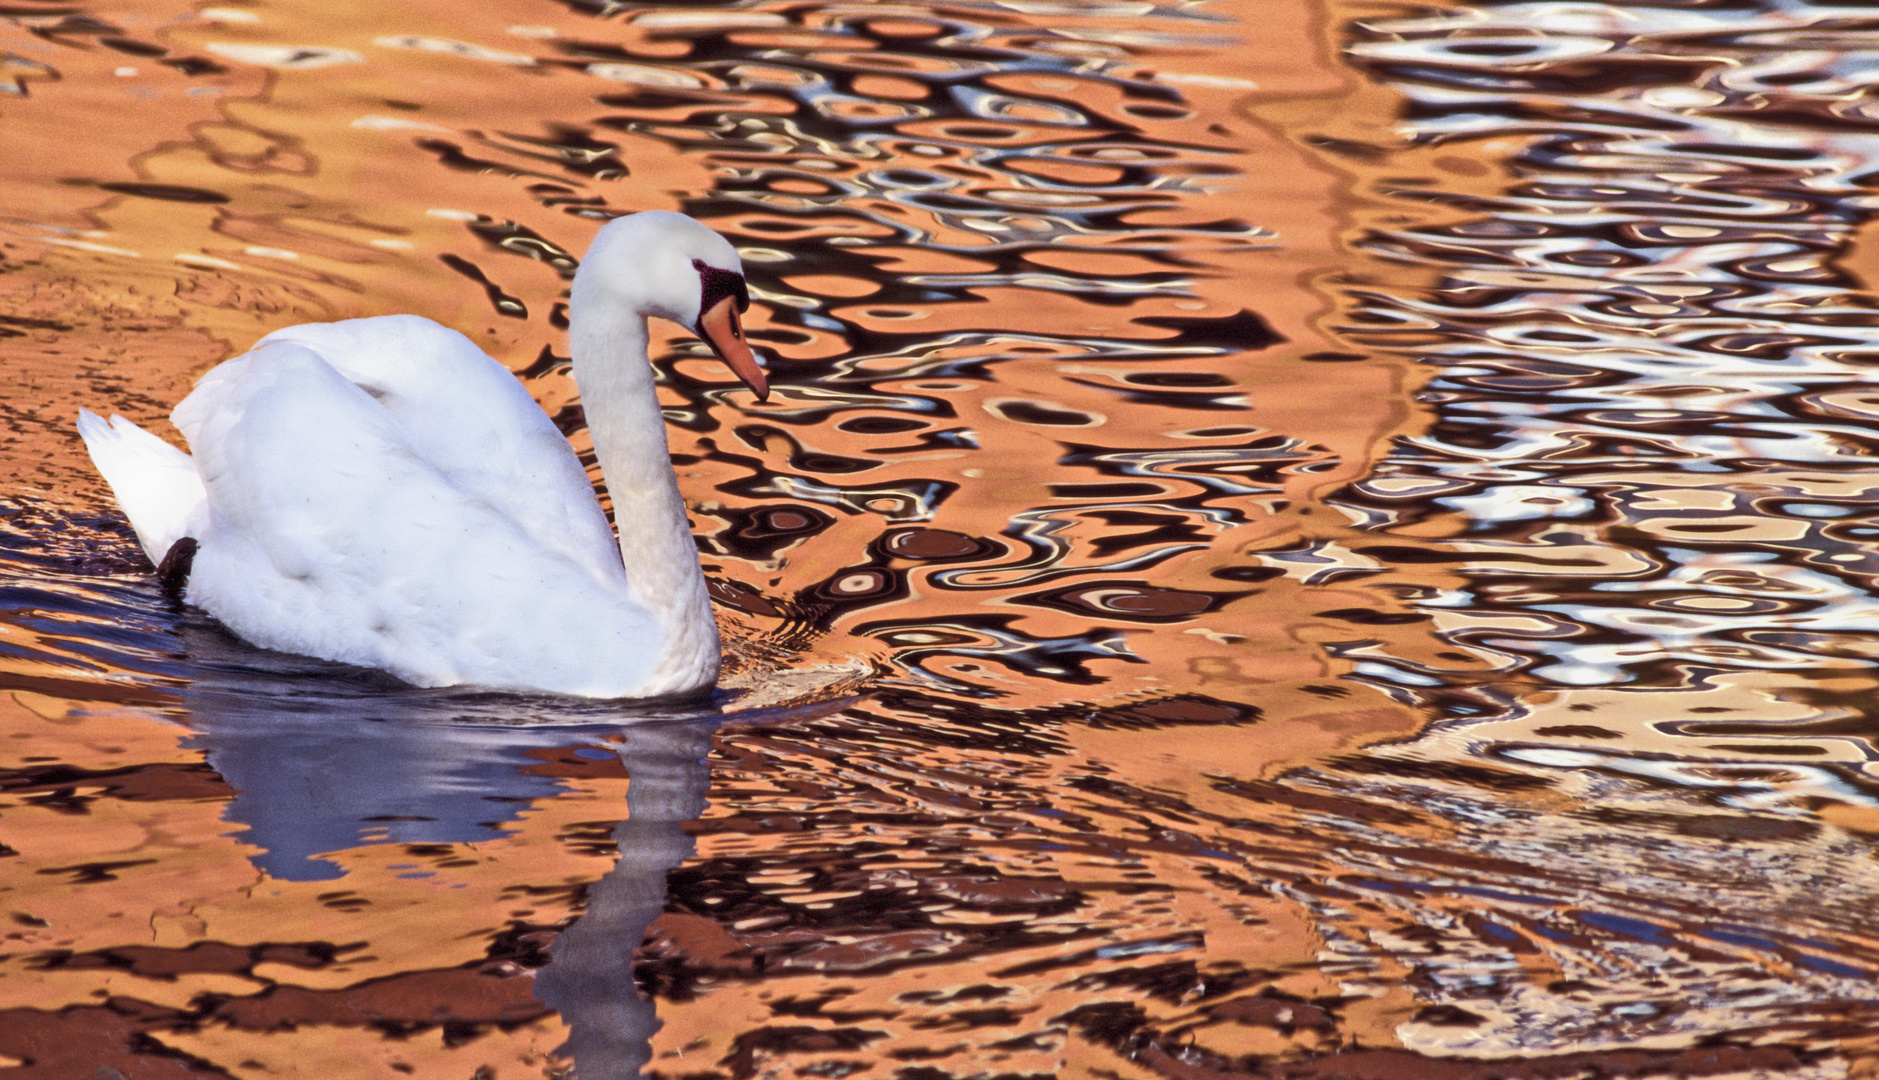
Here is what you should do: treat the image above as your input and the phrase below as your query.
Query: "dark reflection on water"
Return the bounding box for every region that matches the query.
[9,0,1879,1076]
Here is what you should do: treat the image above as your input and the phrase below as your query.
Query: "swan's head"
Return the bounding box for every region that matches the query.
[581,210,768,401]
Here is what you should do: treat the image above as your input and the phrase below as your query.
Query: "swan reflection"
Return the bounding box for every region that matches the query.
[176,631,715,880]
[172,632,720,1076]
[534,720,714,1080]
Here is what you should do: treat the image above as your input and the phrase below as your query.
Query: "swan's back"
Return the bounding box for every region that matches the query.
[196,316,624,587]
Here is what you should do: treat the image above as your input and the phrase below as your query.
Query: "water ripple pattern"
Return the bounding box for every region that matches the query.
[5,0,1879,1077]
[1336,1,1879,693]
[1303,3,1879,1065]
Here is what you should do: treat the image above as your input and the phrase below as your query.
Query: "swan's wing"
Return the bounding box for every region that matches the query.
[76,409,207,565]
[175,344,662,696]
[217,314,625,588]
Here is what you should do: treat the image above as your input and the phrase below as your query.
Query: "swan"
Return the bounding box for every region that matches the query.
[77,211,767,700]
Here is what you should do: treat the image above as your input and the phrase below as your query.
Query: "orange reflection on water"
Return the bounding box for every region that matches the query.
[15,0,1879,1076]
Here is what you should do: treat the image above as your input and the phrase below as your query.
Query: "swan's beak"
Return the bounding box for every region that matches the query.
[696,296,768,403]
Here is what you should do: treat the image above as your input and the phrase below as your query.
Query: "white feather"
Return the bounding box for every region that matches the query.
[77,408,207,565]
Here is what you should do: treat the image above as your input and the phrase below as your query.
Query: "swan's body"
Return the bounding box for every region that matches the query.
[78,211,766,699]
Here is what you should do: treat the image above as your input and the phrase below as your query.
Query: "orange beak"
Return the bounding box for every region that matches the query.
[696,295,768,403]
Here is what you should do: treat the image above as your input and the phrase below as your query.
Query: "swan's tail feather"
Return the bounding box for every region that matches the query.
[76,409,207,567]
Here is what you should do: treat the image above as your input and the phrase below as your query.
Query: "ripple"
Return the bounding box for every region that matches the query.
[204,42,362,68]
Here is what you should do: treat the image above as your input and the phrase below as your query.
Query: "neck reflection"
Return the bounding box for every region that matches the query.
[534,720,714,1079]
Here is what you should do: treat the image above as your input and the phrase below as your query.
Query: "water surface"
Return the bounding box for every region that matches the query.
[4,0,1879,1076]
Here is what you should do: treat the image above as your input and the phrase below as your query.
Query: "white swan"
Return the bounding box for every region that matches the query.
[77,211,767,700]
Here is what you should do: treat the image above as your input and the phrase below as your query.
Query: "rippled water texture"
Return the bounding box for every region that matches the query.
[6,0,1879,1075]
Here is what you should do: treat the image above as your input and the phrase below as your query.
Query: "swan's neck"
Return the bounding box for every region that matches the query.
[570,307,720,698]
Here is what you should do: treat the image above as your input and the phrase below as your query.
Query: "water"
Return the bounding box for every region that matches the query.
[4,0,1879,1075]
